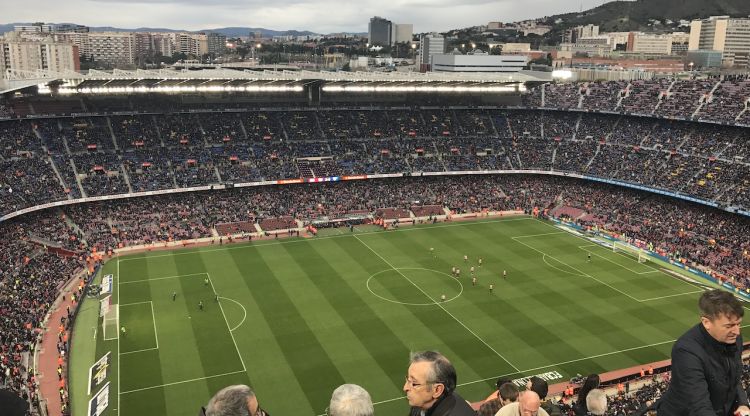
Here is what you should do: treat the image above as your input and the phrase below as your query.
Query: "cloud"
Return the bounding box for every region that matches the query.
[1,0,606,33]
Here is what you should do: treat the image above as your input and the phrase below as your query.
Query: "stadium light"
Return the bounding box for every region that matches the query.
[321,85,518,93]
[53,85,303,95]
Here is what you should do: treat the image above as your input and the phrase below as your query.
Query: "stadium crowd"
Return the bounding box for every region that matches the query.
[1,105,749,218]
[0,78,749,414]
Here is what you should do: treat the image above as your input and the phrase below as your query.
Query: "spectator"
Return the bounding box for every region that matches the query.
[498,382,519,406]
[585,389,607,416]
[657,290,749,416]
[328,384,373,416]
[526,376,561,416]
[495,390,549,416]
[574,374,600,416]
[404,350,475,416]
[203,384,266,416]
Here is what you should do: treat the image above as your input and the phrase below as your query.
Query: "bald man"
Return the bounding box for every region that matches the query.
[494,390,550,416]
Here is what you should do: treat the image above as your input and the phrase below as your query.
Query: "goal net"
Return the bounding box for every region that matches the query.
[612,241,648,263]
[101,297,119,341]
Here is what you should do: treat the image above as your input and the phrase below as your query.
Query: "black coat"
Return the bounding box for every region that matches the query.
[658,323,748,416]
[408,391,476,416]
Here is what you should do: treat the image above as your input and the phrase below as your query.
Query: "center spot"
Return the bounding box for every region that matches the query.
[366,268,463,306]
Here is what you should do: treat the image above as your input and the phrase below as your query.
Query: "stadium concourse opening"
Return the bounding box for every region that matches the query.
[0,75,748,416]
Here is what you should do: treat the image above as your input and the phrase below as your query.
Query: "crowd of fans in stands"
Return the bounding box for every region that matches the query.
[0,78,749,414]
[1,105,749,218]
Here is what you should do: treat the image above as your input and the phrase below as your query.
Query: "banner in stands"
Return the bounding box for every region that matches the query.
[99,296,111,318]
[87,382,110,416]
[88,352,111,395]
[100,274,113,295]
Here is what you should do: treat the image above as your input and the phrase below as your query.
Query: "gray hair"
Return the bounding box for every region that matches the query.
[205,385,255,416]
[585,389,607,416]
[328,384,373,416]
[409,351,457,394]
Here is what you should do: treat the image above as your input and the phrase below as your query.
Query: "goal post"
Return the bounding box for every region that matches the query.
[612,241,648,263]
[101,297,119,341]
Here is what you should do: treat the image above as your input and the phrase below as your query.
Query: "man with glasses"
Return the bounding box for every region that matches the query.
[404,350,475,416]
[202,384,267,416]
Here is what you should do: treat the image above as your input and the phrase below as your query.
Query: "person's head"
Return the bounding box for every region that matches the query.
[576,374,600,406]
[585,389,607,415]
[328,384,373,416]
[403,351,457,410]
[517,390,542,416]
[498,382,519,405]
[204,385,265,416]
[526,376,549,400]
[699,289,744,344]
[477,399,503,416]
[495,377,512,391]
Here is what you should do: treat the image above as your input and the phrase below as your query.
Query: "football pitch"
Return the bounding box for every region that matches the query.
[70,216,749,416]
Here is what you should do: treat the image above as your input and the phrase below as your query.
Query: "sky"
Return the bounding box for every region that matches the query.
[0,0,609,34]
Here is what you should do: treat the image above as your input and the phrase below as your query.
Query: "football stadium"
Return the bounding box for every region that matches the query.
[0,69,749,416]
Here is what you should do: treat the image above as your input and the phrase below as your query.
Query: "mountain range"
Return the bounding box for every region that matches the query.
[0,24,322,38]
[541,0,750,32]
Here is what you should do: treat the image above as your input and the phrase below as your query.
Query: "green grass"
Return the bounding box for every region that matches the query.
[70,216,750,416]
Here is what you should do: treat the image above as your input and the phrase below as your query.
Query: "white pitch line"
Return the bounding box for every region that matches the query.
[120,370,247,395]
[511,236,642,302]
[512,231,568,239]
[219,297,248,332]
[639,290,705,302]
[119,301,151,306]
[119,272,207,284]
[117,217,534,262]
[353,234,520,373]
[208,273,247,372]
[120,347,158,356]
[360,322,750,410]
[150,301,159,349]
[117,258,121,416]
[576,245,655,275]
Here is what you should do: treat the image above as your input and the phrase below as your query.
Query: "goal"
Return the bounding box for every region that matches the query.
[612,241,648,263]
[101,297,119,341]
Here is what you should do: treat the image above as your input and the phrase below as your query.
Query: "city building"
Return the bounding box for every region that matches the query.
[419,33,445,71]
[174,33,208,57]
[689,16,750,67]
[89,32,136,67]
[207,32,227,56]
[563,24,599,43]
[392,24,413,44]
[0,32,80,73]
[368,16,392,46]
[54,32,92,59]
[431,53,527,73]
[686,50,723,69]
[13,23,54,34]
[627,33,673,55]
[501,43,531,53]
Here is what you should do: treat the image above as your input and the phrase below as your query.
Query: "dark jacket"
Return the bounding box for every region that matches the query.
[541,399,562,416]
[409,391,476,416]
[658,323,748,416]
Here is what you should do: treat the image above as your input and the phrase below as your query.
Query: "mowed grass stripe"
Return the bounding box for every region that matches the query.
[228,246,346,414]
[329,236,500,402]
[383,228,554,368]
[285,240,410,393]
[396,225,593,368]
[353,232,521,379]
[118,260,169,416]
[170,255,245,376]
[200,249,308,416]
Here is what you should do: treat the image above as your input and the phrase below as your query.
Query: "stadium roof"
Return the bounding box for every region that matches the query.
[1,67,551,94]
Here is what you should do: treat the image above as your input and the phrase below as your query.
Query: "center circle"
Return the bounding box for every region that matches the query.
[366,268,464,306]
